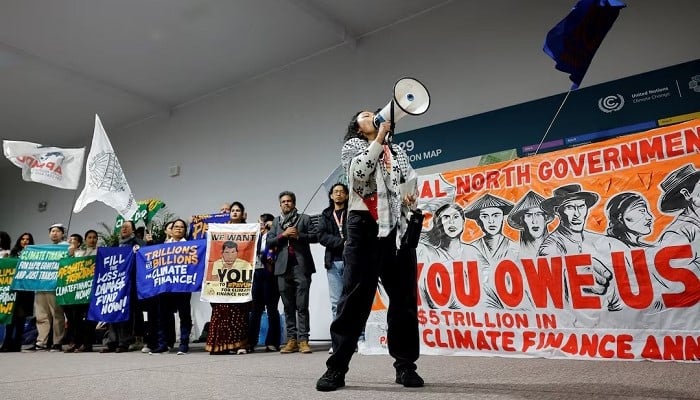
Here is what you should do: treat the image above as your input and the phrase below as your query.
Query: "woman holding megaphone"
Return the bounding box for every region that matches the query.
[316,111,423,392]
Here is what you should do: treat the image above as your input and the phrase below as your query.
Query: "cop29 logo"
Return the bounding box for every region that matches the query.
[598,94,625,113]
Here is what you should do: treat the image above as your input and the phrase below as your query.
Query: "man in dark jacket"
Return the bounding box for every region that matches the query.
[267,191,317,354]
[317,184,348,335]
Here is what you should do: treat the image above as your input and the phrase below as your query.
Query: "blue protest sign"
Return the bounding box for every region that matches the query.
[87,246,133,323]
[135,240,206,299]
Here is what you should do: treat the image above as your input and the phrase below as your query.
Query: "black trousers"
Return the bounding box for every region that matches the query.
[327,210,419,373]
[63,304,97,348]
[248,267,281,348]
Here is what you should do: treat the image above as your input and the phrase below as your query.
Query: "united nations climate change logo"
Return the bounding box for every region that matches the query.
[88,152,128,192]
[598,94,625,113]
[689,75,700,93]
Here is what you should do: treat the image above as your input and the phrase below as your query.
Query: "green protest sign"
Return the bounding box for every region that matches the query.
[56,256,96,306]
[0,258,19,325]
[114,198,166,231]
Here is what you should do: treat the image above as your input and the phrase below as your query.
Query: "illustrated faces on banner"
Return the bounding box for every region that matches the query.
[560,199,589,232]
[523,209,547,240]
[681,179,700,208]
[478,207,504,236]
[440,206,464,239]
[623,200,654,236]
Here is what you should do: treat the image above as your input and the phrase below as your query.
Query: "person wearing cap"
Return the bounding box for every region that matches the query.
[507,191,554,259]
[657,163,700,272]
[28,223,68,351]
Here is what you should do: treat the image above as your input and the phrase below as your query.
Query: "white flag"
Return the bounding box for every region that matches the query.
[3,140,85,189]
[73,115,138,220]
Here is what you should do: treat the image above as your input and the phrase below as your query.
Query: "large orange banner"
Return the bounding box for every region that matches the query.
[364,119,700,361]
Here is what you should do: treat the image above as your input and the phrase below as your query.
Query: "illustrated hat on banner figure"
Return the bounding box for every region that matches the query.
[507,191,555,231]
[540,184,599,216]
[659,163,700,213]
[463,194,514,221]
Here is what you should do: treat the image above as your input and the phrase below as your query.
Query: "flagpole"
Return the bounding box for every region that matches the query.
[66,146,87,234]
[533,88,572,155]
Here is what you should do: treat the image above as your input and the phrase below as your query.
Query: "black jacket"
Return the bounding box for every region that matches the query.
[317,206,347,269]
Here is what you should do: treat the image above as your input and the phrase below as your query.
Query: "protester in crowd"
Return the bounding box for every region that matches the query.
[268,191,317,354]
[316,111,422,391]
[25,223,68,352]
[317,183,349,354]
[207,202,252,355]
[0,232,10,257]
[248,213,281,352]
[150,218,193,355]
[1,233,34,351]
[220,203,231,214]
[100,221,145,353]
[62,232,98,352]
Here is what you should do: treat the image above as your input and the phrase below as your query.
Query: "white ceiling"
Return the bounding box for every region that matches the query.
[0,0,449,146]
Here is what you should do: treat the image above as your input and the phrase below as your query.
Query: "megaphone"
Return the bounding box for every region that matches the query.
[373,77,430,129]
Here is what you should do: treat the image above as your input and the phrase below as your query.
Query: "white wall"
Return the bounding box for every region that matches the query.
[1,1,698,340]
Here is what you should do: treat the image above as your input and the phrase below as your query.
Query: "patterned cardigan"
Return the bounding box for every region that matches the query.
[341,137,417,246]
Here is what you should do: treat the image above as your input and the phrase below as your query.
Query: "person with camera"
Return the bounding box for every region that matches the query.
[316,111,422,391]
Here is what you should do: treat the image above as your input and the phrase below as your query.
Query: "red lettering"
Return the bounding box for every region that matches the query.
[586,151,603,174]
[641,335,662,359]
[655,245,700,307]
[685,127,700,154]
[426,263,452,307]
[521,257,564,309]
[567,154,586,177]
[598,334,615,358]
[664,132,684,157]
[617,334,634,359]
[565,254,602,309]
[602,147,621,171]
[494,260,524,308]
[610,250,653,309]
[453,261,480,307]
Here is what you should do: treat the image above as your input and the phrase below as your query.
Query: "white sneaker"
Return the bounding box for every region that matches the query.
[141,346,151,354]
[236,348,247,355]
[328,347,333,354]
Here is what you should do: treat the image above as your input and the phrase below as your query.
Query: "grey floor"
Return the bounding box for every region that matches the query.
[0,342,698,400]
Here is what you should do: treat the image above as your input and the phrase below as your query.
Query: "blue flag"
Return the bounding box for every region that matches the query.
[135,240,207,299]
[88,246,134,323]
[543,0,626,89]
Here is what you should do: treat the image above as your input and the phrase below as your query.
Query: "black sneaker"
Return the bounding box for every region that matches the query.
[49,344,63,352]
[23,344,48,352]
[395,369,424,387]
[316,368,345,392]
[149,346,169,355]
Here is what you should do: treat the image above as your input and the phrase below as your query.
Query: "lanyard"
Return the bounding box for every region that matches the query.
[333,209,344,238]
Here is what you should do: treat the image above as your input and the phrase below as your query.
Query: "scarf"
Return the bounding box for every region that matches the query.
[281,208,299,229]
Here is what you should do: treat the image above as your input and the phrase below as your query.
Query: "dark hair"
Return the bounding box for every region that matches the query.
[425,204,463,248]
[327,183,349,207]
[165,221,174,229]
[605,192,651,247]
[170,218,189,237]
[0,232,11,251]
[278,191,296,205]
[222,240,238,251]
[260,213,274,223]
[230,201,247,223]
[343,111,363,142]
[10,232,34,257]
[70,234,83,245]
[84,229,98,239]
